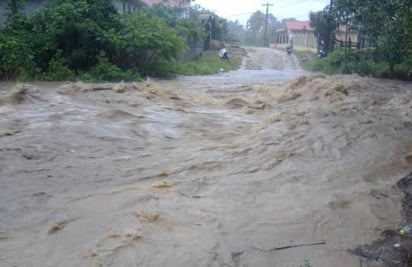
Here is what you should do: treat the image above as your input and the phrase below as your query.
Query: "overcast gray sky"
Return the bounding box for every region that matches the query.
[194,0,330,25]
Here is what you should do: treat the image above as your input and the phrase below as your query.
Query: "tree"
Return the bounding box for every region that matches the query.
[333,0,409,73]
[246,11,265,46]
[111,11,185,74]
[0,0,202,80]
[404,6,412,50]
[30,0,119,70]
[308,0,412,79]
[0,27,37,80]
[211,17,228,41]
[226,20,246,45]
[5,0,25,18]
[310,9,336,55]
[144,4,205,47]
[245,11,279,46]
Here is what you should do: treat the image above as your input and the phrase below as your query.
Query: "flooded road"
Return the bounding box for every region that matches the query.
[0,47,411,267]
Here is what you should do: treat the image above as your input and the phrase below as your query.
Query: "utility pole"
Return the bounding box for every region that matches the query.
[327,0,334,54]
[330,0,335,53]
[262,2,273,47]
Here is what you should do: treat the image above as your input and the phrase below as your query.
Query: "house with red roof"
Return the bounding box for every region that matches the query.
[275,20,317,51]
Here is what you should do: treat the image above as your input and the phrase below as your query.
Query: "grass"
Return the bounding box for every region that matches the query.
[293,49,349,74]
[175,47,245,75]
[293,49,412,80]
[292,50,318,72]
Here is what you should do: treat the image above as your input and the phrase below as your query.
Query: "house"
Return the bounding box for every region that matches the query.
[143,0,192,8]
[144,0,193,18]
[113,0,193,17]
[274,20,317,51]
[335,24,359,49]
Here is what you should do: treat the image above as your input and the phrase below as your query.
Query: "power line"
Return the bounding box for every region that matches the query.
[224,0,310,18]
[224,12,255,17]
[276,0,309,9]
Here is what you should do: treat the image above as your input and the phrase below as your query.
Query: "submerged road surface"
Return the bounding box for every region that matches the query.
[0,47,412,267]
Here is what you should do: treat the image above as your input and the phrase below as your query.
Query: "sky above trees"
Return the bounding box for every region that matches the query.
[195,0,330,25]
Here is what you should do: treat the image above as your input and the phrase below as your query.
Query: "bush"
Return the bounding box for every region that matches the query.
[393,54,412,80]
[111,11,185,72]
[0,31,38,80]
[81,55,141,82]
[305,49,412,80]
[369,62,390,78]
[0,0,212,80]
[31,0,118,71]
[45,53,76,81]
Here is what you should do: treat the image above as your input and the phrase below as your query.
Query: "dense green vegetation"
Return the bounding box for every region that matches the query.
[0,0,217,81]
[309,0,412,80]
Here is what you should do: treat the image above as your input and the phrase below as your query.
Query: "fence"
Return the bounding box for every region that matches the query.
[334,37,370,50]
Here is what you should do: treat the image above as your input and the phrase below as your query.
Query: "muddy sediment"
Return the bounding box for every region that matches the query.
[353,172,412,267]
[0,47,412,267]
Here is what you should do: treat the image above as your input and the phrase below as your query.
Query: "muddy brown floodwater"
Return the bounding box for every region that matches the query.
[0,47,412,267]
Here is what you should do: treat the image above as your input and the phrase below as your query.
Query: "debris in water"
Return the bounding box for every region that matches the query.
[399,224,412,236]
[369,189,389,200]
[107,231,143,240]
[107,231,123,239]
[134,211,160,222]
[112,81,126,93]
[328,198,352,209]
[352,172,412,266]
[0,84,33,105]
[48,220,68,234]
[125,232,143,240]
[224,98,250,109]
[0,130,19,137]
[252,241,326,252]
[405,153,412,165]
[151,181,172,188]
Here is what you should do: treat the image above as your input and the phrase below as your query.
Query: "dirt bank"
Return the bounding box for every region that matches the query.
[0,47,411,267]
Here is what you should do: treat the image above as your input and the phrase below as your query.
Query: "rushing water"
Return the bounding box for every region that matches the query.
[0,48,411,267]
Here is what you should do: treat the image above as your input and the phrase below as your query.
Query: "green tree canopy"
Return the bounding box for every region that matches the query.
[5,0,25,17]
[309,9,336,54]
[111,11,185,73]
[309,0,412,79]
[246,11,278,46]
[333,0,410,72]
